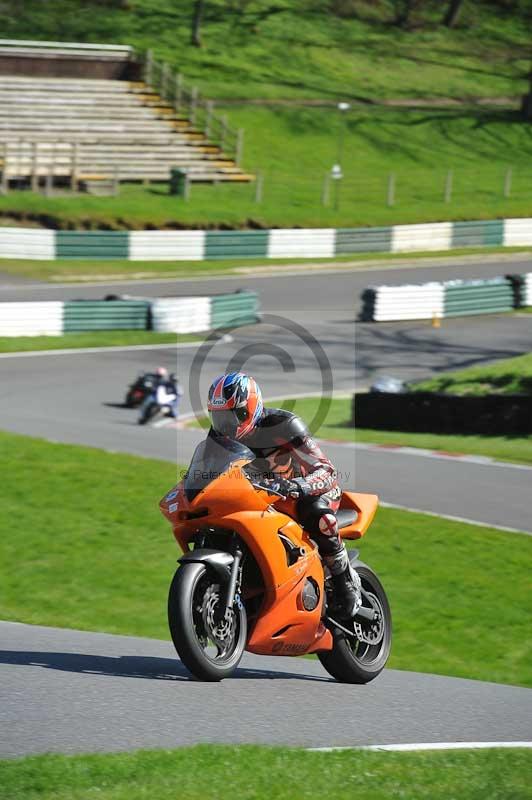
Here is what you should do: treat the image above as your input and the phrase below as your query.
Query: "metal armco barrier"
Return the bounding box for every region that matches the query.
[63,300,150,331]
[2,217,532,260]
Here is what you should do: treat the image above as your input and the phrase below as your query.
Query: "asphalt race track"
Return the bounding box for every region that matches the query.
[1,257,532,756]
[2,621,531,757]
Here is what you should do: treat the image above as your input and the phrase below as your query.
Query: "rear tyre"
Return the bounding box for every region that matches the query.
[318,559,391,684]
[168,563,247,681]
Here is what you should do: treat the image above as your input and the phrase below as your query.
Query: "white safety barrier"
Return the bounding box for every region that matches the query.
[129,231,205,261]
[372,283,445,322]
[524,273,532,307]
[0,228,55,259]
[391,222,453,253]
[0,301,63,336]
[504,218,532,247]
[150,297,211,334]
[268,228,335,259]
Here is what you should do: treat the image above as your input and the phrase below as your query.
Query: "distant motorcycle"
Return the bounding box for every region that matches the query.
[125,372,157,408]
[138,381,182,425]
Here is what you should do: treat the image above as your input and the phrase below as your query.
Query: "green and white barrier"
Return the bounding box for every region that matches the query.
[362,275,521,322]
[0,291,260,337]
[1,218,531,261]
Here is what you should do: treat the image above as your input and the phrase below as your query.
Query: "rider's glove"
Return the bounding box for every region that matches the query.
[263,477,301,499]
[291,477,312,497]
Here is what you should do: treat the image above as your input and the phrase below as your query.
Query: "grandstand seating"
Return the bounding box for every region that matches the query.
[0,41,252,186]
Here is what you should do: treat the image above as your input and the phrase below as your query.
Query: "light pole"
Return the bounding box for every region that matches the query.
[332,101,350,211]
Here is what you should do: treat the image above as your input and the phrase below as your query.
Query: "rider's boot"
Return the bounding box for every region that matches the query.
[324,544,361,619]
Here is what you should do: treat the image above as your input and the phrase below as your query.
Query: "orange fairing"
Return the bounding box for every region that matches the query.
[160,459,333,655]
[338,492,379,540]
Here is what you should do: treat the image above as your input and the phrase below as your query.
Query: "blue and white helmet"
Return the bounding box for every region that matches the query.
[207,372,263,439]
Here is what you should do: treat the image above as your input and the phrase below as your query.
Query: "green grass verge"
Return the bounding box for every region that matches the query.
[2,105,532,229]
[1,429,530,686]
[1,4,531,229]
[188,395,532,466]
[0,331,201,353]
[1,746,531,800]
[1,246,531,283]
[2,1,529,102]
[413,352,532,396]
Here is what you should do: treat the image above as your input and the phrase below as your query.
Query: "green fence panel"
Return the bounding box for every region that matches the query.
[205,231,269,260]
[336,227,392,254]
[210,291,260,329]
[64,300,150,331]
[444,278,514,317]
[56,231,129,260]
[451,220,504,249]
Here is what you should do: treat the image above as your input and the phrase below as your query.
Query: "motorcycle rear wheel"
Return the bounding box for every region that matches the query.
[168,563,247,681]
[318,560,391,684]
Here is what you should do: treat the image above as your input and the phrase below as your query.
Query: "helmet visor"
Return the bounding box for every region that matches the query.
[209,406,248,438]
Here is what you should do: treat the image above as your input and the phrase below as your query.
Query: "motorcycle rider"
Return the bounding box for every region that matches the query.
[207,372,361,618]
[138,367,183,424]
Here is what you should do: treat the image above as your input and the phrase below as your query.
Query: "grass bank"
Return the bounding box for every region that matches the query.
[1,746,530,800]
[2,1,529,102]
[413,352,532,395]
[0,430,530,686]
[0,331,201,353]
[188,395,532,465]
[2,107,532,229]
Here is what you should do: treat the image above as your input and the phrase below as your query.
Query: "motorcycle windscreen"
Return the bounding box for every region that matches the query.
[183,433,255,501]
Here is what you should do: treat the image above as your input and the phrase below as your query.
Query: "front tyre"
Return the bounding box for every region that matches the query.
[168,563,247,681]
[318,559,391,684]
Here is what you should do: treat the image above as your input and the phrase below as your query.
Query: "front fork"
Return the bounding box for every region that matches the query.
[224,547,243,614]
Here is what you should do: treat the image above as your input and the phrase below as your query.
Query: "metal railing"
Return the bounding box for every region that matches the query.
[143,49,244,165]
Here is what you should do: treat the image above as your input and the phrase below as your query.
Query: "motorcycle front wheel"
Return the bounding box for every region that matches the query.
[168,563,247,681]
[318,559,391,684]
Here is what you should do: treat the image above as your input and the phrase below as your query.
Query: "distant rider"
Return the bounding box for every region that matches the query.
[138,367,183,424]
[206,372,361,618]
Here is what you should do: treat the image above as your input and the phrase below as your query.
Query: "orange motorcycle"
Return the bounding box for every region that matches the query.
[160,435,391,682]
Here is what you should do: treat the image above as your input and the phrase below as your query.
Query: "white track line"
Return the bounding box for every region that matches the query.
[2,250,530,289]
[309,741,532,753]
[0,341,201,359]
[322,439,532,473]
[380,501,531,536]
